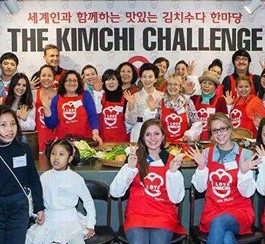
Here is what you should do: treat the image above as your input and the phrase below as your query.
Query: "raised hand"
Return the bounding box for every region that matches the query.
[256,144,265,158]
[127,144,138,168]
[260,60,265,70]
[169,153,185,172]
[182,79,195,95]
[187,60,196,75]
[30,76,40,90]
[18,105,30,121]
[123,90,136,111]
[93,78,103,92]
[188,144,206,169]
[240,154,261,174]
[223,90,234,105]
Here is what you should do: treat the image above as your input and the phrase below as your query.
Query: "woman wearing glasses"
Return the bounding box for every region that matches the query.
[43,70,102,144]
[189,112,258,244]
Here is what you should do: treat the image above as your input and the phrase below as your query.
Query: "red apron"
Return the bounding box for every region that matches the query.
[261,204,265,232]
[194,96,219,141]
[56,94,92,139]
[35,89,55,151]
[124,155,186,234]
[99,94,127,142]
[230,95,257,138]
[161,99,189,144]
[200,147,254,234]
[229,74,255,98]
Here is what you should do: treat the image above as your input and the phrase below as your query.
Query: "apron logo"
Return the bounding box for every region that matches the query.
[38,106,45,126]
[197,108,209,129]
[103,106,118,126]
[142,172,164,198]
[230,109,242,128]
[62,102,77,120]
[165,113,182,134]
[209,168,232,199]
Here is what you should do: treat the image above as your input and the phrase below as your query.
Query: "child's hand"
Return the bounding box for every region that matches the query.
[35,210,45,225]
[188,145,206,170]
[128,145,138,168]
[169,154,185,172]
[240,154,261,174]
[86,228,95,239]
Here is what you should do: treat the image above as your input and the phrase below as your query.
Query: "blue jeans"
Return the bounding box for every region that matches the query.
[0,192,29,244]
[207,214,239,244]
[126,227,174,244]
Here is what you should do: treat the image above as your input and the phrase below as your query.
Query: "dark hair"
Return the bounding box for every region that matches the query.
[57,70,84,96]
[81,64,98,75]
[175,60,188,70]
[44,44,59,55]
[0,52,19,66]
[139,63,159,79]
[102,69,122,89]
[39,64,56,78]
[45,139,80,166]
[153,57,170,69]
[208,59,223,73]
[0,105,21,140]
[258,68,265,99]
[5,73,33,110]
[232,49,251,65]
[136,119,166,183]
[257,118,265,146]
[116,62,138,85]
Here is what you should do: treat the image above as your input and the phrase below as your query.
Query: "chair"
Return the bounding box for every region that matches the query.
[84,179,115,244]
[115,190,187,243]
[189,184,264,244]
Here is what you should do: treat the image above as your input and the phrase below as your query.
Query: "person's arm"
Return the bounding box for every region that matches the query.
[187,75,201,95]
[18,106,36,130]
[78,177,96,229]
[44,95,59,129]
[110,164,138,197]
[125,93,138,125]
[92,90,104,114]
[257,157,265,195]
[83,91,99,130]
[166,170,185,203]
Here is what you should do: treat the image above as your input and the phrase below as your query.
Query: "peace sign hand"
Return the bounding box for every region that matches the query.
[127,144,138,169]
[169,153,185,172]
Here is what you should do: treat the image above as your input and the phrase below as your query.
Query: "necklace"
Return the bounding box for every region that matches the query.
[0,142,12,147]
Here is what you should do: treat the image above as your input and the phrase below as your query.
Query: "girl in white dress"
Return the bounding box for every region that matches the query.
[26,139,96,244]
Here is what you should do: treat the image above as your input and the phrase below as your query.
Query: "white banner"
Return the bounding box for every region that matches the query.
[0,0,264,79]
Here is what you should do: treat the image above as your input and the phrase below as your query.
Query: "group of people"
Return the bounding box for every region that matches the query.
[1,44,265,244]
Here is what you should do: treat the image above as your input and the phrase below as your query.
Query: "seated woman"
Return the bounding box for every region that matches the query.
[155,74,198,144]
[43,70,102,144]
[3,73,36,131]
[110,119,186,244]
[189,112,257,244]
[124,63,164,142]
[192,70,227,141]
[225,75,265,138]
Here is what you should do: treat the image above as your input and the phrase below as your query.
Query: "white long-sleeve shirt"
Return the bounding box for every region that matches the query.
[110,163,185,204]
[256,156,265,196]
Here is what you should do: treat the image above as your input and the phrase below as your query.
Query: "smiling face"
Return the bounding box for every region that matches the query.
[120,65,133,85]
[209,65,222,80]
[50,144,73,171]
[0,113,17,143]
[175,63,188,79]
[144,124,164,152]
[236,79,251,97]
[64,73,79,95]
[201,80,216,95]
[234,56,249,73]
[14,78,27,97]
[1,59,17,78]
[141,70,156,89]
[105,76,119,91]
[211,119,232,148]
[44,48,60,68]
[155,61,168,78]
[40,67,54,89]
[82,68,98,86]
[166,76,181,97]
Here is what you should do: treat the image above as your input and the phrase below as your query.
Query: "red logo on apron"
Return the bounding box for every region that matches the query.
[62,101,77,120]
[230,109,242,128]
[142,172,164,198]
[165,114,182,134]
[197,108,209,129]
[103,106,119,127]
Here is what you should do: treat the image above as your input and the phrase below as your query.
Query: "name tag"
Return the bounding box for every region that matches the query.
[207,108,216,114]
[224,161,238,171]
[115,106,123,113]
[178,107,185,114]
[13,154,27,168]
[150,159,164,167]
[73,100,83,108]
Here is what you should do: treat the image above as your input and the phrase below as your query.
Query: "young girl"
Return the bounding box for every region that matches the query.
[34,65,57,152]
[94,69,127,142]
[0,105,44,244]
[81,64,102,94]
[26,139,96,244]
[225,75,265,138]
[110,119,186,244]
[191,70,227,141]
[189,112,257,244]
[3,73,36,131]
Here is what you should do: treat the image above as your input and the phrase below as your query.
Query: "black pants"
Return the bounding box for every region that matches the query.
[0,192,29,244]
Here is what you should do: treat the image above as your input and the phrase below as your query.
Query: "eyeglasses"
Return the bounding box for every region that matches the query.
[167,83,180,87]
[211,126,230,134]
[235,57,249,62]
[65,79,78,84]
